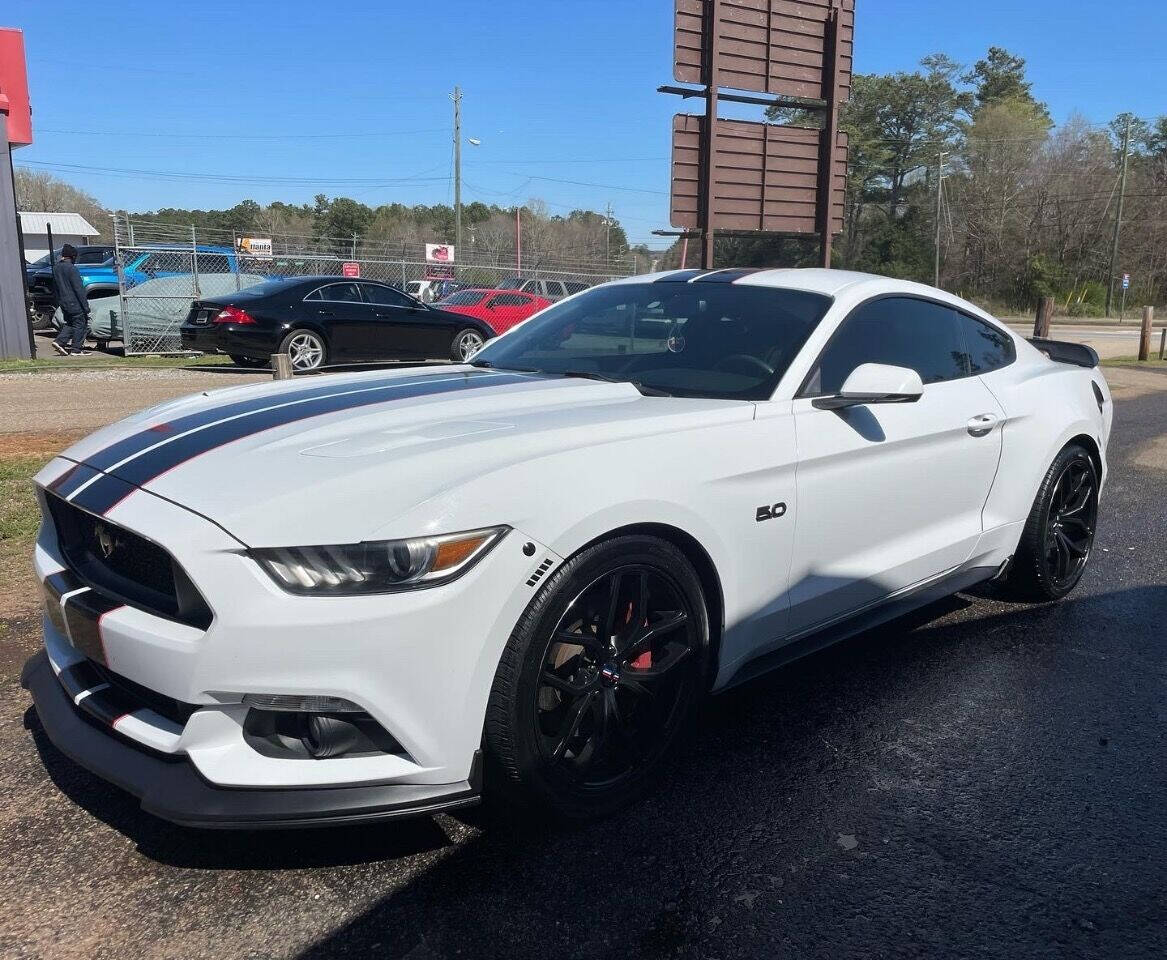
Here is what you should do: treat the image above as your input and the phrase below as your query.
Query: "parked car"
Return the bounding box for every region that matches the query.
[25,245,116,327]
[436,288,552,334]
[179,275,496,369]
[52,273,269,351]
[35,244,242,339]
[24,269,1111,828]
[494,277,580,301]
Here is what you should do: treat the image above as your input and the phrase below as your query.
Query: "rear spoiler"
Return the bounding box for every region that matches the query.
[1027,337,1099,369]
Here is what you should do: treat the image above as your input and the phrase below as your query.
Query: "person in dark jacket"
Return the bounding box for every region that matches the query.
[52,245,91,355]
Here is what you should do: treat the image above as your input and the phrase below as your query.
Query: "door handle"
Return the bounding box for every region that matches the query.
[316,308,335,318]
[967,413,1000,437]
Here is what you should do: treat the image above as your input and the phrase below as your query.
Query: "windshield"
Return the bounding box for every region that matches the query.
[442,291,488,306]
[470,281,831,400]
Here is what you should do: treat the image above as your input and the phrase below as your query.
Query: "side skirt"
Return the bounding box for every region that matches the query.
[721,565,998,691]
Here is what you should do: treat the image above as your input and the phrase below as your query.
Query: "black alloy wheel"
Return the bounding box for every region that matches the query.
[535,566,698,788]
[1008,443,1099,601]
[1042,455,1098,592]
[485,535,708,820]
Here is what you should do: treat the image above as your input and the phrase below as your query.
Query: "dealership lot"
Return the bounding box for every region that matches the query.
[0,361,1162,959]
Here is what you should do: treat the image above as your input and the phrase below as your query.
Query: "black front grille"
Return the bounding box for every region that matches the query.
[46,493,212,629]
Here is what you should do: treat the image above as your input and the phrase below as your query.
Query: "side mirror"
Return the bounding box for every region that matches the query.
[812,363,924,410]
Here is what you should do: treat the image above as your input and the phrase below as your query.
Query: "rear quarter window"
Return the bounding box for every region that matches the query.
[960,313,1016,373]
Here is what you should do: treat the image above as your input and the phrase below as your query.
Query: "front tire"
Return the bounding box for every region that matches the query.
[278,329,327,372]
[451,327,486,362]
[1007,443,1099,601]
[485,535,709,821]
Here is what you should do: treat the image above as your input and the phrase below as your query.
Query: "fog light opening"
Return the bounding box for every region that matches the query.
[300,714,362,759]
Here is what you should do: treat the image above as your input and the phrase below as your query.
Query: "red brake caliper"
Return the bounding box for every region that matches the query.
[625,600,652,669]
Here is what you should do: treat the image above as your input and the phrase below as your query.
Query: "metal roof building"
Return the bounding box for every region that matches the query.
[19,211,102,261]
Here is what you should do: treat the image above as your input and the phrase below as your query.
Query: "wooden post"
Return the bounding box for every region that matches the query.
[1033,297,1054,339]
[272,353,292,380]
[1138,306,1153,362]
[1158,327,1166,361]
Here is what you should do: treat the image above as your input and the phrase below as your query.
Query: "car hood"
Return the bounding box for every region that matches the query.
[51,366,754,547]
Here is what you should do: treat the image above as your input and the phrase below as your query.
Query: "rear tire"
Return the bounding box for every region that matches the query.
[1006,443,1099,601]
[484,535,709,822]
[451,327,486,362]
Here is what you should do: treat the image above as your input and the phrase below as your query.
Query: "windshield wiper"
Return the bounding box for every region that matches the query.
[469,359,541,373]
[560,370,672,397]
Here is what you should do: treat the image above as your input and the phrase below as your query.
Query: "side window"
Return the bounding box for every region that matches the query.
[959,313,1016,374]
[304,288,322,301]
[315,282,362,302]
[806,297,970,395]
[491,294,525,307]
[361,284,412,307]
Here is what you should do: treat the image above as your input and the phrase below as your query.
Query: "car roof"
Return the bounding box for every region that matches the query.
[610,268,1001,324]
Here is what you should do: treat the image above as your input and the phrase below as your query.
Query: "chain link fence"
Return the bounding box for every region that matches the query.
[111,216,638,354]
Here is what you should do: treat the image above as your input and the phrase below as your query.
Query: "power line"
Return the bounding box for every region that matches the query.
[16,160,453,187]
[34,127,447,141]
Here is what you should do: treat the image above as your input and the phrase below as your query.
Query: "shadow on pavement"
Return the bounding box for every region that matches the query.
[25,583,1167,958]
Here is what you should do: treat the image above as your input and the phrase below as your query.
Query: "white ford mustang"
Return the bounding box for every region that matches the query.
[24,268,1112,826]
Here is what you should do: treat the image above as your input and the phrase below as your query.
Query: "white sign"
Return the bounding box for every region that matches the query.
[236,237,273,260]
[425,243,455,264]
[1122,273,1130,290]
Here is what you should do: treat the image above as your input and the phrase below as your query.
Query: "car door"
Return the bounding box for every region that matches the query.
[482,293,531,334]
[302,282,368,361]
[787,296,1005,635]
[359,282,450,358]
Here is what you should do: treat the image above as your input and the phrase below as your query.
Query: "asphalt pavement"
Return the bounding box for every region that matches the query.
[1,373,1164,960]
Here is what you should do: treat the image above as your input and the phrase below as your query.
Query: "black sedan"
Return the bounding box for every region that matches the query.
[179,276,496,371]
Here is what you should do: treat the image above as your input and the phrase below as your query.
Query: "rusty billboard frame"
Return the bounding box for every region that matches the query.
[660,0,854,268]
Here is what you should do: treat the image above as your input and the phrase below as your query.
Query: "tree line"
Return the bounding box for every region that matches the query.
[667,47,1166,315]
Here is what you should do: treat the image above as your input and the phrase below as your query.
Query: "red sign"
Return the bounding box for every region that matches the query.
[342,262,360,278]
[0,28,33,147]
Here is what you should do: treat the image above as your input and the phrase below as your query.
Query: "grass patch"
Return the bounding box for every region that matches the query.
[1100,355,1167,368]
[0,353,232,375]
[0,455,48,615]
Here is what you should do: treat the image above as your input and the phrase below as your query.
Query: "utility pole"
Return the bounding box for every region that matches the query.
[933,151,946,289]
[605,201,613,266]
[1106,115,1131,319]
[452,86,462,264]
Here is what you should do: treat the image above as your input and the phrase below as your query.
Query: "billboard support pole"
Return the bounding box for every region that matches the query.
[816,1,843,268]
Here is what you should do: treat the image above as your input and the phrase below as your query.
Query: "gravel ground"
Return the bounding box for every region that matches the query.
[0,368,1164,959]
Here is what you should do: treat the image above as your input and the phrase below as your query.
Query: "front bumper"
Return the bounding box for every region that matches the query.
[28,457,561,826]
[22,651,480,829]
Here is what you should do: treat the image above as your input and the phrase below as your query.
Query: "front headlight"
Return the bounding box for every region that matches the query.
[251,526,508,595]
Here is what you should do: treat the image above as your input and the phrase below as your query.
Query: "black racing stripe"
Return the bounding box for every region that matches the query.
[654,269,712,283]
[77,370,507,476]
[71,371,533,516]
[47,462,102,500]
[47,463,81,493]
[691,268,762,283]
[57,660,105,701]
[63,591,124,665]
[77,685,140,727]
[44,569,86,635]
[44,569,85,602]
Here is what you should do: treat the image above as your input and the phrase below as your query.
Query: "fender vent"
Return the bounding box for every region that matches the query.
[526,558,554,587]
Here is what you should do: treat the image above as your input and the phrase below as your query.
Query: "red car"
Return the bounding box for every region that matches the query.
[436,288,552,335]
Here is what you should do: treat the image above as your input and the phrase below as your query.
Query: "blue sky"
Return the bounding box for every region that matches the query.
[8,0,1164,246]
